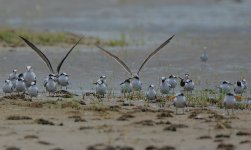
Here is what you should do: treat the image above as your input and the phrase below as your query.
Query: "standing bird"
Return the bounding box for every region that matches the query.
[234,80,245,95]
[96,35,175,92]
[146,84,157,102]
[179,74,195,93]
[160,77,171,95]
[2,80,13,95]
[241,78,248,91]
[120,78,132,95]
[223,93,236,115]
[94,79,107,97]
[15,74,26,94]
[8,69,18,88]
[45,76,57,96]
[23,66,36,88]
[19,36,82,91]
[58,73,69,89]
[27,81,38,100]
[167,75,177,93]
[218,81,232,94]
[131,75,142,91]
[173,93,186,115]
[200,47,208,62]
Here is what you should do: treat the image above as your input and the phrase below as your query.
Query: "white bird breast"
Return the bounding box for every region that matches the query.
[224,95,236,107]
[174,96,186,108]
[28,85,38,97]
[132,79,142,91]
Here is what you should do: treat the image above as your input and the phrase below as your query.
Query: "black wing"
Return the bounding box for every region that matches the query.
[96,45,133,76]
[137,35,175,75]
[57,37,82,74]
[19,36,54,73]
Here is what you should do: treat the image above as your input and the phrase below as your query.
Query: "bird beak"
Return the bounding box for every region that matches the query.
[235,95,242,101]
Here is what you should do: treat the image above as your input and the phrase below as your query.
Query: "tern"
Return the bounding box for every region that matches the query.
[27,81,38,100]
[120,78,132,95]
[234,80,245,95]
[146,84,157,102]
[94,79,107,97]
[173,93,186,115]
[223,93,236,115]
[96,35,174,92]
[23,66,36,88]
[200,47,208,62]
[2,80,13,95]
[45,76,57,96]
[58,73,69,89]
[167,75,177,93]
[241,78,248,91]
[218,81,232,94]
[8,69,18,88]
[179,74,195,93]
[160,77,171,95]
[19,36,82,90]
[15,74,26,94]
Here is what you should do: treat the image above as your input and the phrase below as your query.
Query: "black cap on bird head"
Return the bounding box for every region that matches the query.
[169,75,176,78]
[18,73,23,78]
[226,93,234,96]
[133,75,139,80]
[237,81,242,87]
[161,77,166,82]
[120,78,131,85]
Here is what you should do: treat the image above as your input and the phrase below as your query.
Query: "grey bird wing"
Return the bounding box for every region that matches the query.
[137,35,175,75]
[96,45,132,76]
[57,37,82,74]
[19,36,55,74]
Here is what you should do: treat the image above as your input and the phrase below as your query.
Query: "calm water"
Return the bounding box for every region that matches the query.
[0,0,250,95]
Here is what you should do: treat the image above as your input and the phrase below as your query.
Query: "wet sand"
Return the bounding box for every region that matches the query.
[0,96,251,150]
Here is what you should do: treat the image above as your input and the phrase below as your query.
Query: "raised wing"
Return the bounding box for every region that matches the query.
[137,35,175,75]
[96,45,132,76]
[19,36,55,73]
[57,37,82,74]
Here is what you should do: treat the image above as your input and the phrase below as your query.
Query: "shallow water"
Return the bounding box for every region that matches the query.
[0,0,251,39]
[0,0,250,95]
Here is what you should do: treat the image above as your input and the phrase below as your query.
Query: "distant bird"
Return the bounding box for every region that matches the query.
[146,84,157,102]
[173,93,186,115]
[160,77,171,95]
[167,75,177,93]
[120,78,132,95]
[58,73,69,89]
[223,93,236,115]
[234,80,245,95]
[27,81,38,100]
[23,66,36,88]
[96,35,174,92]
[218,81,232,93]
[8,69,18,88]
[15,74,26,94]
[200,47,208,62]
[2,80,13,95]
[94,79,107,97]
[45,76,57,96]
[19,36,82,90]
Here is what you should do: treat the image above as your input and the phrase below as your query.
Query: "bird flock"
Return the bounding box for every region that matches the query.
[2,35,249,115]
